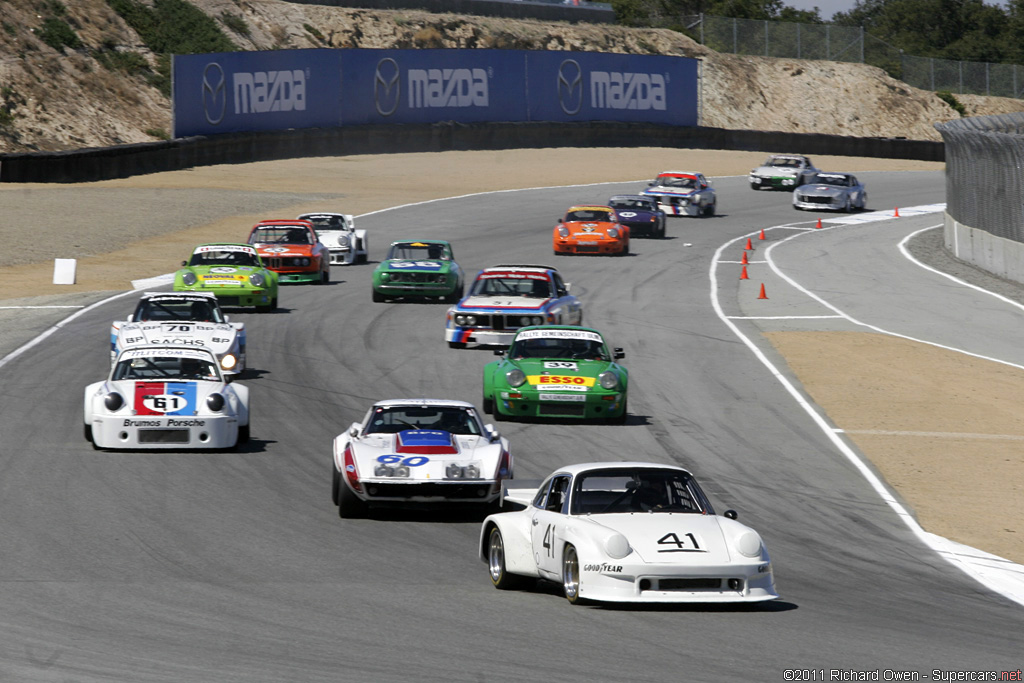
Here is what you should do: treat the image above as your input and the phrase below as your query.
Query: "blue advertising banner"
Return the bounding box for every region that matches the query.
[524,51,698,126]
[338,49,527,125]
[173,49,341,137]
[172,48,699,137]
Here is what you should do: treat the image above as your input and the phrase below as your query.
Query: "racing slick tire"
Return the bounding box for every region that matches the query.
[237,424,250,444]
[563,544,585,605]
[493,404,509,421]
[842,197,851,213]
[319,269,329,285]
[448,341,467,349]
[617,242,629,257]
[84,424,99,450]
[444,285,464,304]
[337,480,368,519]
[482,396,494,415]
[372,289,387,303]
[657,222,666,239]
[703,201,716,217]
[750,182,760,190]
[332,467,341,506]
[487,526,527,590]
[606,400,628,425]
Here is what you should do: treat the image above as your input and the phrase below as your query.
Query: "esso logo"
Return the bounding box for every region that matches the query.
[210,267,237,274]
[142,394,186,413]
[619,211,637,217]
[539,375,586,385]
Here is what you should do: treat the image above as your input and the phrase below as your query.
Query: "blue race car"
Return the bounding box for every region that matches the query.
[608,195,667,238]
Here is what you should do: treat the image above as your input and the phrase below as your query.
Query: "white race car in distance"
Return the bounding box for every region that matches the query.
[84,345,250,450]
[298,212,368,265]
[480,462,778,604]
[793,172,867,212]
[332,399,512,518]
[111,292,246,376]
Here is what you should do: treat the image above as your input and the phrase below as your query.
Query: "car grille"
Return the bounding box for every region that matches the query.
[576,245,601,253]
[538,403,586,417]
[798,195,834,205]
[363,482,493,499]
[459,314,546,330]
[653,578,723,591]
[217,296,241,305]
[138,429,189,444]
[267,257,310,269]
[387,272,446,284]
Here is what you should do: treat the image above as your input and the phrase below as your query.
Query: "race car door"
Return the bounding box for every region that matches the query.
[531,474,572,580]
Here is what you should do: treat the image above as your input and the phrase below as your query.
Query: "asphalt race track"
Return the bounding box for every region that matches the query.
[1,170,1022,682]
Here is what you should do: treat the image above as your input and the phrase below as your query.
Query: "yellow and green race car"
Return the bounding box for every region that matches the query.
[483,325,627,423]
[174,243,279,310]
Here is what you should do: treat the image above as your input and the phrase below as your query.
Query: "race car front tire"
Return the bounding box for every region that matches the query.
[84,423,98,450]
[488,526,527,590]
[372,289,387,303]
[563,544,584,605]
[337,481,368,519]
[448,341,466,349]
[332,467,341,506]
[703,201,716,217]
[482,395,494,414]
[606,399,628,425]
[237,424,250,444]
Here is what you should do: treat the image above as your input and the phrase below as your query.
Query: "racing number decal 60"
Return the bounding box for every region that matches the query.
[375,454,430,466]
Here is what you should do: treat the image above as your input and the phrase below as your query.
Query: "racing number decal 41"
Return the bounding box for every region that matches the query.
[657,532,702,553]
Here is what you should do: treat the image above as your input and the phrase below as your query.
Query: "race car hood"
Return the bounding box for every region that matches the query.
[457,295,550,311]
[182,265,260,288]
[104,378,226,417]
[563,221,620,237]
[614,209,660,222]
[751,165,801,177]
[316,230,354,249]
[351,429,503,481]
[253,244,318,258]
[378,259,453,273]
[641,186,697,198]
[582,514,734,565]
[117,321,235,354]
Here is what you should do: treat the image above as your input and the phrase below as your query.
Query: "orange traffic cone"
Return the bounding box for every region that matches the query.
[815,218,822,229]
[759,228,766,240]
[740,265,749,280]
[744,238,754,250]
[894,207,900,217]
[757,283,768,299]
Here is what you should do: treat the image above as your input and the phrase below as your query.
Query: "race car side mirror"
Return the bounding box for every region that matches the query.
[486,425,500,441]
[647,180,655,186]
[614,348,625,359]
[494,349,504,356]
[223,315,230,322]
[181,260,188,266]
[557,218,563,223]
[348,424,361,438]
[724,509,738,519]
[564,282,572,292]
[224,375,233,384]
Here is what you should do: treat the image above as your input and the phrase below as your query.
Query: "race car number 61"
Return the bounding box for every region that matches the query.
[376,455,430,466]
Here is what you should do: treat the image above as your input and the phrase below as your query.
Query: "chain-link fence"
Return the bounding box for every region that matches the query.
[936,112,1024,243]
[690,14,1024,99]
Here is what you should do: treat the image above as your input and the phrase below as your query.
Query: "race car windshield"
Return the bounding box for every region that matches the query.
[609,198,655,210]
[112,355,220,381]
[813,175,849,186]
[767,157,801,167]
[136,299,224,323]
[250,227,312,245]
[364,406,482,435]
[303,215,346,230]
[566,210,612,222]
[188,250,260,267]
[656,176,696,188]
[570,468,707,515]
[470,276,552,298]
[387,243,449,260]
[509,337,608,360]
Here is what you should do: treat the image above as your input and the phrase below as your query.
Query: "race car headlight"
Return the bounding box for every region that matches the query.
[394,466,410,478]
[181,272,197,287]
[220,354,237,370]
[736,531,763,558]
[598,371,619,390]
[506,368,526,388]
[531,316,543,325]
[299,258,310,266]
[104,392,124,411]
[380,272,390,281]
[605,532,631,560]
[650,216,657,222]
[519,316,533,326]
[557,226,570,238]
[249,272,266,287]
[337,235,350,247]
[206,393,225,412]
[455,314,476,326]
[606,227,620,239]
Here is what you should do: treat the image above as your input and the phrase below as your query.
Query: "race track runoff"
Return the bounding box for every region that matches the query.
[0,169,1021,682]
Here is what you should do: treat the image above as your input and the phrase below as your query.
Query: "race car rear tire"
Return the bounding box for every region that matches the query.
[563,544,584,605]
[657,223,666,239]
[488,527,527,590]
[337,481,368,519]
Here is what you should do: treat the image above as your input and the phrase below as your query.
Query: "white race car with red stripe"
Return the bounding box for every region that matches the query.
[331,399,512,518]
[444,265,583,348]
[84,345,250,450]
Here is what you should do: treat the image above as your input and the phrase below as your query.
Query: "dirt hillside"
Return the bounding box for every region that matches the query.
[1,0,1023,153]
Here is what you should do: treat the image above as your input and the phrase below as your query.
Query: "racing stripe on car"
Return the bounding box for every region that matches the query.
[164,382,196,416]
[458,329,473,343]
[396,430,460,455]
[134,381,165,416]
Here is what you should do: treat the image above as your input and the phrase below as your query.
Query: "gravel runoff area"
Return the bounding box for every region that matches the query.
[2,147,1021,565]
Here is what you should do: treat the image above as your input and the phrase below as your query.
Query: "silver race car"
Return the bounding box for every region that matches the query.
[297,212,368,265]
[793,172,868,212]
[749,154,819,190]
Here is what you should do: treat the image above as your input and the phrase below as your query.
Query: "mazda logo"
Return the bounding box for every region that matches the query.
[202,62,226,126]
[557,59,582,116]
[374,57,400,117]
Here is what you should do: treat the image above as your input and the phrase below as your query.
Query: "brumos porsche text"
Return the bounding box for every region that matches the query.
[123,419,207,427]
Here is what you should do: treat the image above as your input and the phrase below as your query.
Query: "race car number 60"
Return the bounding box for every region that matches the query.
[376,455,430,466]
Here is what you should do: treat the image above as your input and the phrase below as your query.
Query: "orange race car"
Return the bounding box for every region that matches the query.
[246,219,331,285]
[553,205,630,256]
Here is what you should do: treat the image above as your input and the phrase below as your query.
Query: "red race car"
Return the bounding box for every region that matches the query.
[246,219,331,285]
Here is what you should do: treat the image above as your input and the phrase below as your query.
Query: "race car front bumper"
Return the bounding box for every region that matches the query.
[89,414,240,450]
[275,270,323,284]
[554,240,626,255]
[750,175,799,189]
[327,248,354,265]
[177,285,274,308]
[793,196,845,211]
[494,389,626,420]
[576,558,778,603]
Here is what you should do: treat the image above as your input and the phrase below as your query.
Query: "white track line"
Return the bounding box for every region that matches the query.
[711,209,1024,607]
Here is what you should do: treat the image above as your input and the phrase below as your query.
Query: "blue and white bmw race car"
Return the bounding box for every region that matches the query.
[445,265,583,349]
[641,171,716,217]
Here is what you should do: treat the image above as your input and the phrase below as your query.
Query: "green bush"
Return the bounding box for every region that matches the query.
[105,0,236,54]
[93,48,151,76]
[220,12,250,37]
[936,91,966,117]
[38,17,82,51]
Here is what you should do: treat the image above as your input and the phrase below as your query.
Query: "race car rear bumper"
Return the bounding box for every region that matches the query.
[89,414,240,450]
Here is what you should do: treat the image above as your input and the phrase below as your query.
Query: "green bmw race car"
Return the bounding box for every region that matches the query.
[372,240,463,303]
[483,325,628,422]
[174,243,280,310]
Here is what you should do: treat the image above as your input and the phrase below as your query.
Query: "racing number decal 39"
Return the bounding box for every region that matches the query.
[657,532,702,553]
